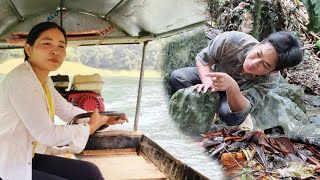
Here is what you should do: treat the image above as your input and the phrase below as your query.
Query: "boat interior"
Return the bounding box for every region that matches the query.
[79,131,166,180]
[79,131,208,179]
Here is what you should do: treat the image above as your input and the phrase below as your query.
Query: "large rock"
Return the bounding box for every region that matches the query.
[251,82,309,133]
[169,87,220,134]
[272,83,306,113]
[169,82,312,137]
[251,83,320,146]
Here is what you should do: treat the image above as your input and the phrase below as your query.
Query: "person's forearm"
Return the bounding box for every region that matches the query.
[226,85,249,112]
[196,59,212,83]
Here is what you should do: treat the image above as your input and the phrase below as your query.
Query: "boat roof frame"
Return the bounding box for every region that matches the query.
[0,0,206,131]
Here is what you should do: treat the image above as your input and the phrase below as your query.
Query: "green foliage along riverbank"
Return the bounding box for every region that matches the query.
[0,40,167,72]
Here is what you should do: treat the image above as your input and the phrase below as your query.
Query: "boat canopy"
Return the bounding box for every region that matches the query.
[0,0,206,49]
[0,0,206,132]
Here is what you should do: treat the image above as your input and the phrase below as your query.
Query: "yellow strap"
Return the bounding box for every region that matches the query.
[32,83,55,157]
[44,83,55,120]
[32,141,38,158]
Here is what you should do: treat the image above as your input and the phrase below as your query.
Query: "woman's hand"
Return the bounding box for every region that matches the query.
[106,116,128,125]
[205,72,238,92]
[88,109,109,135]
[88,109,129,134]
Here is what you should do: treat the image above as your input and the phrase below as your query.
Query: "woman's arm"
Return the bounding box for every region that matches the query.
[9,77,89,153]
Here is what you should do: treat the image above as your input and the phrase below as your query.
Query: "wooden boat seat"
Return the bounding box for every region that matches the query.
[78,149,167,180]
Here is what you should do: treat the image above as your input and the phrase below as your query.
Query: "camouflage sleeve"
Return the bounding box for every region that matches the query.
[241,87,262,115]
[196,32,230,66]
[232,98,251,117]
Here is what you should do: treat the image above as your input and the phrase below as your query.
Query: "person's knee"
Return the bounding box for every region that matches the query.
[217,100,230,120]
[169,67,201,92]
[169,69,186,92]
[218,108,232,125]
[218,108,245,126]
[81,161,104,180]
[84,161,99,171]
[169,69,181,85]
[217,96,245,126]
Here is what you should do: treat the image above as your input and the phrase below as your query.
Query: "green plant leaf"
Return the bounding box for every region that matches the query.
[302,0,320,32]
[316,40,320,48]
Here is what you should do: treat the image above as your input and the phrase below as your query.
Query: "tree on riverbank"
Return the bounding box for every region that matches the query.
[0,42,164,71]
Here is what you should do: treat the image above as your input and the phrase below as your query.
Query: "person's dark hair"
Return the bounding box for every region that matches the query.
[24,22,67,61]
[261,31,303,70]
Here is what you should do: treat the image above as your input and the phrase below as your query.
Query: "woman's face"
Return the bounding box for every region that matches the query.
[242,43,278,75]
[24,28,66,74]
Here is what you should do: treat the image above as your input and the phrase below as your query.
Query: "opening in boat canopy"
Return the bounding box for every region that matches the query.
[0,0,206,49]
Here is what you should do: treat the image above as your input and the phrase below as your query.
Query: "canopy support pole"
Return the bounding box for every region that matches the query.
[134,41,149,132]
[6,0,23,21]
[59,0,64,27]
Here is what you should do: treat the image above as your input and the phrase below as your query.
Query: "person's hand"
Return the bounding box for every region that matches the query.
[106,116,128,125]
[193,77,215,93]
[88,109,109,135]
[205,72,238,92]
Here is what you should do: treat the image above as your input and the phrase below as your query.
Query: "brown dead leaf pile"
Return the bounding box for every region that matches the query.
[202,126,320,179]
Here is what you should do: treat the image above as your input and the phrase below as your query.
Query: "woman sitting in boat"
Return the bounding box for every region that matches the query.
[0,21,127,180]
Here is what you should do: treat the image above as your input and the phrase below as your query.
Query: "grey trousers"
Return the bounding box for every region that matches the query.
[32,153,104,180]
[169,67,246,126]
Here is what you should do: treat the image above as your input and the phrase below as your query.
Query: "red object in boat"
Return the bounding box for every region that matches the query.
[67,92,105,112]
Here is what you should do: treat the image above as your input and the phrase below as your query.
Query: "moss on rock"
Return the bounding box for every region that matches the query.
[169,87,220,134]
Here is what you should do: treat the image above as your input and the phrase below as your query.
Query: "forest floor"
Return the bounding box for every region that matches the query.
[289,46,320,122]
